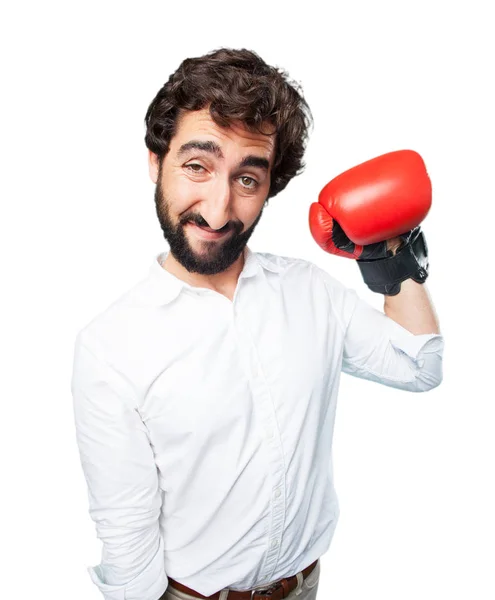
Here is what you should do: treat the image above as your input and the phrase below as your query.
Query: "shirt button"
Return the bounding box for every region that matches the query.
[266,428,274,439]
[271,539,279,548]
[274,489,281,498]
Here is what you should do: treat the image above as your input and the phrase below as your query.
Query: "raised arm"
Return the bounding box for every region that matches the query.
[341,284,444,393]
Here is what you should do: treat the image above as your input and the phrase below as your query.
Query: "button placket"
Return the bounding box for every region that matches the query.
[232,288,287,583]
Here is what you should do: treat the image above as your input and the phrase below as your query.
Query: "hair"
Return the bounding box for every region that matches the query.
[144,47,313,199]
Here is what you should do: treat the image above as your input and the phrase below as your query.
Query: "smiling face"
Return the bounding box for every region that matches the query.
[149,107,276,277]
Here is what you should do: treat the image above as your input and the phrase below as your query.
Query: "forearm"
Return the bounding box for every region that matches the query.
[381,236,440,335]
[383,278,440,335]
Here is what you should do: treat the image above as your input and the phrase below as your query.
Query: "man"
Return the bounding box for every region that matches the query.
[71,48,443,600]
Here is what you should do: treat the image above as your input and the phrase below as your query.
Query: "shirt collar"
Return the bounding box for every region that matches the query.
[141,245,284,307]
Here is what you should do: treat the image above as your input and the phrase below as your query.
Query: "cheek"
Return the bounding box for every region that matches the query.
[163,174,199,211]
[247,203,263,220]
[238,203,264,230]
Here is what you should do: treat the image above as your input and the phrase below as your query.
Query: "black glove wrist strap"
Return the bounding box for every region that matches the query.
[356,227,429,295]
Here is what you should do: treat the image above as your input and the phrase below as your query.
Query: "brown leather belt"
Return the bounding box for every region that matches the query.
[166,559,318,600]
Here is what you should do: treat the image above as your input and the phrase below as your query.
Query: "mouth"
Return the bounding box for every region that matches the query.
[186,222,232,240]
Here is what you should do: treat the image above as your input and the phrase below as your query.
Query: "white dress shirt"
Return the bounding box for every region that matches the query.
[70,245,444,600]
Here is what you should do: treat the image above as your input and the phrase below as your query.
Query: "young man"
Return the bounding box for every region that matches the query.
[71,48,443,600]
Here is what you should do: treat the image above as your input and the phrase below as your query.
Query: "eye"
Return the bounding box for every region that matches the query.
[238,176,258,189]
[185,163,205,173]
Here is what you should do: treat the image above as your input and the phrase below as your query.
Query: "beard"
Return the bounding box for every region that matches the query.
[154,176,266,275]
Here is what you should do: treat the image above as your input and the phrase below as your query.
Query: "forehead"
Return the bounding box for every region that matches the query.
[172,108,276,163]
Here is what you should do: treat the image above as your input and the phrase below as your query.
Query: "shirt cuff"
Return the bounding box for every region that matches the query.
[87,536,168,600]
[390,333,444,366]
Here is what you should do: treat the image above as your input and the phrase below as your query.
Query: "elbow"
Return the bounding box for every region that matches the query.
[413,369,444,393]
[411,344,444,393]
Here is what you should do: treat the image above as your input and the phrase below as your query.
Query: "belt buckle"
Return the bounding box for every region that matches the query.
[251,582,279,599]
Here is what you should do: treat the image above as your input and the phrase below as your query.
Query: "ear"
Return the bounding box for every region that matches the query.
[148,150,160,184]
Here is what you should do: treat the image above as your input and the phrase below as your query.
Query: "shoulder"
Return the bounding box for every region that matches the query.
[285,257,360,329]
[73,275,151,366]
[256,250,356,304]
[256,250,346,290]
[254,250,315,275]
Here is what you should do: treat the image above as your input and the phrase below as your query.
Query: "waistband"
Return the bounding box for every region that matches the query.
[167,558,319,600]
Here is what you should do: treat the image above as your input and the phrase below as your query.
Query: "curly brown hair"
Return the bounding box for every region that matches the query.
[144,47,313,199]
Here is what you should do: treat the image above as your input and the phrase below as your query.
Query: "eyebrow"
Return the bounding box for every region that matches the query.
[177,140,270,171]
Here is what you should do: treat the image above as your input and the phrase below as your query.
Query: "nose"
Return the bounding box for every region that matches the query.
[198,177,234,231]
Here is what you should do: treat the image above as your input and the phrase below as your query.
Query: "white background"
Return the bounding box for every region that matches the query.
[1,1,494,599]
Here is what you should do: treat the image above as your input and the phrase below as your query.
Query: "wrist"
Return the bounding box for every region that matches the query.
[357,227,429,295]
[386,236,403,255]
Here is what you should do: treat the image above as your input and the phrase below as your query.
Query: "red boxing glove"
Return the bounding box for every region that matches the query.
[309,150,431,295]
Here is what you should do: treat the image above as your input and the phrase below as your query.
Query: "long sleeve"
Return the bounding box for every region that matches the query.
[341,289,444,392]
[70,331,168,600]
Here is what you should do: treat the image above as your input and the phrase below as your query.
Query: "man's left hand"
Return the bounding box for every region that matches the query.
[308,149,432,295]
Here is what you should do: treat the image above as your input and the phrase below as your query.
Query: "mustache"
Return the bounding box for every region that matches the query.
[181,214,240,233]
